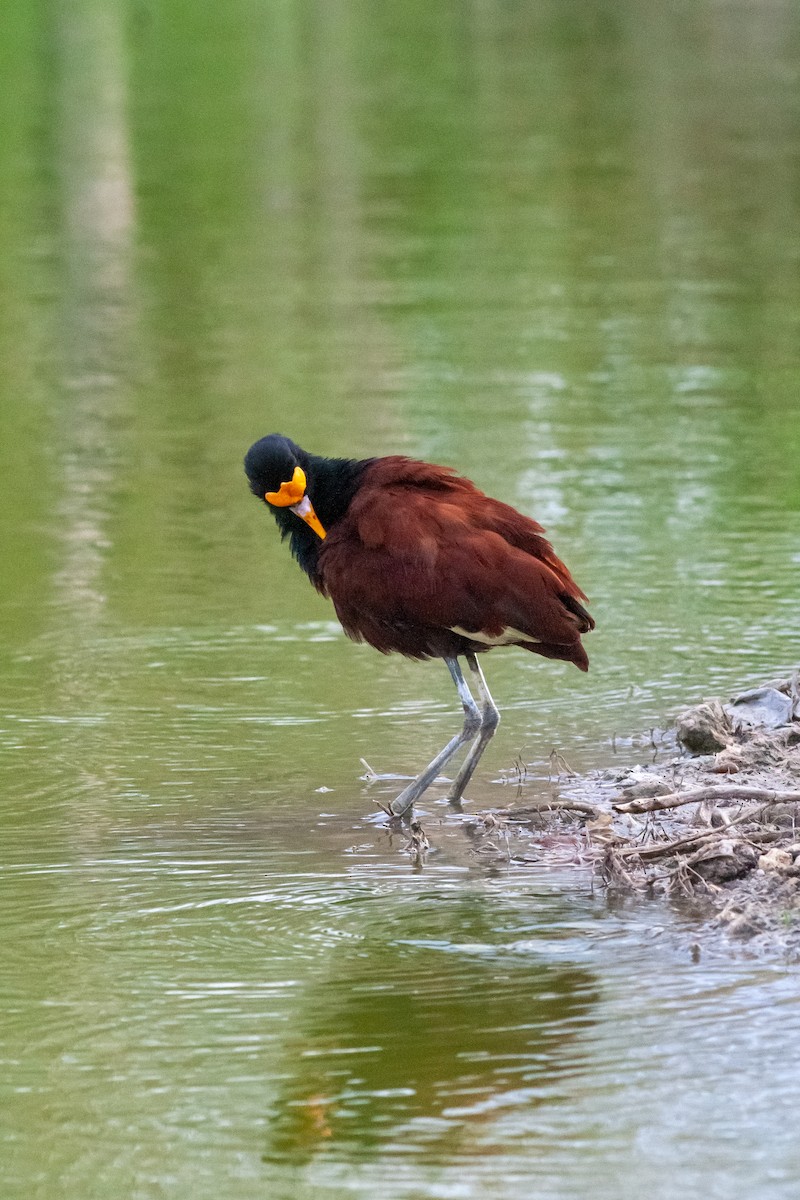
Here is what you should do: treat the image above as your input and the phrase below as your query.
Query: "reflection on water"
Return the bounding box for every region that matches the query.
[2,0,800,1196]
[5,816,800,1200]
[266,904,599,1164]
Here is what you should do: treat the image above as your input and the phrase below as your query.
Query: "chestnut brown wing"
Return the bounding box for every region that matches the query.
[317,467,592,666]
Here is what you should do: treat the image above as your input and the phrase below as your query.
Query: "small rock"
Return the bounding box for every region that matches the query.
[711,746,746,774]
[617,767,672,800]
[715,895,771,937]
[687,838,758,884]
[697,798,728,828]
[585,812,615,844]
[675,701,733,755]
[758,848,794,873]
[725,687,794,732]
[726,913,768,939]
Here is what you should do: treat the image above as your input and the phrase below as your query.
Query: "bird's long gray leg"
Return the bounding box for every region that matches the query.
[389,657,481,818]
[447,653,500,805]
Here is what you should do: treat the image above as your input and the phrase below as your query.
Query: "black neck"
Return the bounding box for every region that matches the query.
[272,450,372,583]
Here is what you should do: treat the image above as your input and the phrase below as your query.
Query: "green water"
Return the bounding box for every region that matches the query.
[2,0,800,1196]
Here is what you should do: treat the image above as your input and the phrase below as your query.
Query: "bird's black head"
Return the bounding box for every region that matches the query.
[244,433,372,583]
[244,434,305,501]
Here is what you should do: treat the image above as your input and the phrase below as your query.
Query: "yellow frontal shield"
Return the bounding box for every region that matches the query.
[265,466,307,507]
[265,466,327,540]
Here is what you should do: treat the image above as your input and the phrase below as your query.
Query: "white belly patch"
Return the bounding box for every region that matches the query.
[450,625,541,646]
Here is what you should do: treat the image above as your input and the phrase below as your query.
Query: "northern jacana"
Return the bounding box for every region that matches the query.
[245,434,594,816]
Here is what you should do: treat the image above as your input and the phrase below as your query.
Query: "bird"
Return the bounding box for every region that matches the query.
[244,433,594,817]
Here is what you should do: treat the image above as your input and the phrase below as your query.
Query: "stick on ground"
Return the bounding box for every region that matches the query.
[614,785,800,815]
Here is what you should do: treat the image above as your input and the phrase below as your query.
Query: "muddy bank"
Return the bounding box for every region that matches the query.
[471,673,800,958]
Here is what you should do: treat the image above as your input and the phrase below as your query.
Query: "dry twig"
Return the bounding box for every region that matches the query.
[616,801,786,863]
[501,799,601,820]
[613,785,800,815]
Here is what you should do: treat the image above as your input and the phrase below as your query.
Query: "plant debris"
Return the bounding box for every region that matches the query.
[479,670,800,957]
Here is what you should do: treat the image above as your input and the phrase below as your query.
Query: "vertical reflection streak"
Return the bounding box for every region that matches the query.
[52,0,137,626]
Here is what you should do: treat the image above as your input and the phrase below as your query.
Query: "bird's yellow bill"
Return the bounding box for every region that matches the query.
[291,495,327,540]
[265,466,307,507]
[265,466,327,539]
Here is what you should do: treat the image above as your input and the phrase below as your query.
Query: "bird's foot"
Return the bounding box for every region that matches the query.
[403,819,429,867]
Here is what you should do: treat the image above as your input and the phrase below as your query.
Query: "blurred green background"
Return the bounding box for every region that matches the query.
[1,1,799,1197]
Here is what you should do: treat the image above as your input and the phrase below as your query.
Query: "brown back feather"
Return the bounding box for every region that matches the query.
[317,457,593,666]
